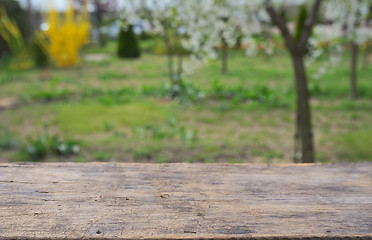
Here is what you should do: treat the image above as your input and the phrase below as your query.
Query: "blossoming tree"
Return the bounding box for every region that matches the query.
[234,0,322,163]
[324,0,372,99]
[121,0,371,163]
[209,0,242,73]
[123,0,215,97]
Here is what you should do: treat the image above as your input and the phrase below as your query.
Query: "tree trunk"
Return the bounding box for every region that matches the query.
[163,27,178,98]
[291,53,315,163]
[363,43,371,69]
[350,42,359,100]
[166,44,177,97]
[177,38,183,81]
[221,37,228,74]
[96,13,106,47]
[26,0,35,32]
[98,33,106,47]
[265,0,320,164]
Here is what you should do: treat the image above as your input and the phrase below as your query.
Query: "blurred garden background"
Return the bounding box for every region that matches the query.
[0,0,371,164]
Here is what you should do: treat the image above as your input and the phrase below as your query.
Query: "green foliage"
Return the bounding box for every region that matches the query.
[0,0,32,56]
[75,156,87,163]
[308,79,322,96]
[0,129,18,150]
[294,4,308,42]
[152,37,189,55]
[139,31,155,41]
[95,152,112,161]
[209,79,287,108]
[20,124,80,161]
[228,158,243,163]
[141,79,287,108]
[0,70,13,84]
[133,116,198,147]
[97,93,131,106]
[98,71,128,81]
[2,50,372,163]
[156,154,168,163]
[30,76,71,102]
[133,147,153,160]
[29,38,49,68]
[141,80,206,104]
[80,87,136,99]
[117,25,141,59]
[22,82,137,104]
[179,125,198,147]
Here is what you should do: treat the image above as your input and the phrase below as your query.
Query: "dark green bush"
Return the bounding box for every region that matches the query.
[29,38,49,68]
[117,25,141,58]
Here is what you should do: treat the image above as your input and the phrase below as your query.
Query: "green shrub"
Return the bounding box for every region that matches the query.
[0,0,32,57]
[209,79,287,108]
[133,147,153,160]
[117,25,141,59]
[29,38,49,68]
[29,77,71,102]
[21,125,80,161]
[95,152,112,161]
[141,81,206,104]
[133,116,198,147]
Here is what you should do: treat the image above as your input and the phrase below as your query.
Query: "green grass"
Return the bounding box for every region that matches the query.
[0,40,372,163]
[55,99,172,134]
[335,129,372,161]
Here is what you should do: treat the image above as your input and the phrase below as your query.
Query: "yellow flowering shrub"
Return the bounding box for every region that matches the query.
[39,1,90,67]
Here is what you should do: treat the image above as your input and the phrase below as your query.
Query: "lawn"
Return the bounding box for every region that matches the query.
[0,40,371,163]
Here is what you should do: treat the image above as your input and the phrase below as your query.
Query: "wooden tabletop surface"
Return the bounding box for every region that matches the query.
[0,162,371,239]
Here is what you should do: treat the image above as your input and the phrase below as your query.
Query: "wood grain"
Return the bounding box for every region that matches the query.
[0,162,371,239]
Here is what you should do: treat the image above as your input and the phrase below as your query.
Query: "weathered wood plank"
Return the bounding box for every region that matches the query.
[0,162,371,239]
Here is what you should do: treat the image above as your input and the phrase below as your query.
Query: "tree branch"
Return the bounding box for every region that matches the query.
[298,0,322,48]
[265,0,294,51]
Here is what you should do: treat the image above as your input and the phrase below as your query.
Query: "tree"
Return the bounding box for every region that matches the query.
[324,0,372,99]
[212,0,241,74]
[123,0,215,98]
[363,4,372,68]
[264,0,322,163]
[122,0,181,97]
[117,24,141,58]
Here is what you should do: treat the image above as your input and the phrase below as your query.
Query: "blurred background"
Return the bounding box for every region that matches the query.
[0,0,371,164]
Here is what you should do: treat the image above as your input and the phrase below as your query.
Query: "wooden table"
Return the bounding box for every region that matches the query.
[0,162,371,239]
